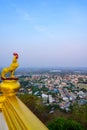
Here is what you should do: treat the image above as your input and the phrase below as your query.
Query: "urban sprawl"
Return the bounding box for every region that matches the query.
[17,69,87,112]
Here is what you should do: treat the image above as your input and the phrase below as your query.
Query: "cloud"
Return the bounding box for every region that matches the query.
[34,25,46,32]
[34,25,55,39]
[16,8,32,21]
[23,12,32,21]
[6,0,32,21]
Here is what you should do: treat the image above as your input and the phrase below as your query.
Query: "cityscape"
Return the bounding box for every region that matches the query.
[0,67,87,129]
[16,68,87,113]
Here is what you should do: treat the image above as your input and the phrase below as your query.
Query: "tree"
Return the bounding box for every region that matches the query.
[47,117,84,130]
[71,104,87,129]
[18,94,49,123]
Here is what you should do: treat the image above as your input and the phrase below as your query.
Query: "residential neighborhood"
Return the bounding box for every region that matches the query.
[17,69,87,112]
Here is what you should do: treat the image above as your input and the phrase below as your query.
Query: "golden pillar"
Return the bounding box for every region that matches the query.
[0,53,48,130]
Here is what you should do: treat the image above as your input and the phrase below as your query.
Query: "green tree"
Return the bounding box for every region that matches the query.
[18,94,49,123]
[71,104,87,129]
[47,117,84,130]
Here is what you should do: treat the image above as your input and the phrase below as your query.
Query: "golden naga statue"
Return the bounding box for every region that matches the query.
[1,53,19,79]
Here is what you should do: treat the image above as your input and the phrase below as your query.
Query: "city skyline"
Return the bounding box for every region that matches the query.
[0,0,87,68]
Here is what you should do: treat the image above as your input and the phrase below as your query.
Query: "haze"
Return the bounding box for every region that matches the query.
[0,0,87,68]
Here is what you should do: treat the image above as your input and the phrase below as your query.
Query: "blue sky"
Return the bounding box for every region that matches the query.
[0,0,87,68]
